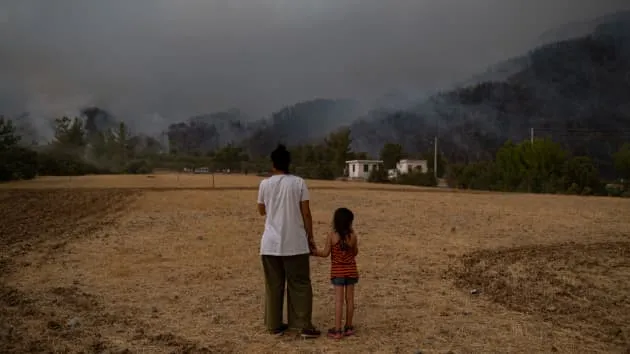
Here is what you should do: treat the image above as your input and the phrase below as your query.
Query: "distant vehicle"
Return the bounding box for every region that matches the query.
[193,167,210,174]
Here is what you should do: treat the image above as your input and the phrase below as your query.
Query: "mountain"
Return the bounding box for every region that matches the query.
[166,99,364,156]
[347,15,630,177]
[163,13,630,176]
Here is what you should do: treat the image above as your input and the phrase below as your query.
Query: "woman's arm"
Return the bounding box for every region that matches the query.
[314,233,332,257]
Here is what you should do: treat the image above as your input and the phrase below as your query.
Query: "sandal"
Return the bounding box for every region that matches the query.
[343,325,355,336]
[327,328,343,340]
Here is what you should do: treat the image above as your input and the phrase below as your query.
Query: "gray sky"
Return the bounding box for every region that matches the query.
[1,0,629,135]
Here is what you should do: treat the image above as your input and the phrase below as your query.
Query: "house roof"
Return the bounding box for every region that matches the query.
[399,159,427,164]
[345,160,383,164]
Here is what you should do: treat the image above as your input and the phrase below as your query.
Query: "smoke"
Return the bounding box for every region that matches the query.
[2,0,630,142]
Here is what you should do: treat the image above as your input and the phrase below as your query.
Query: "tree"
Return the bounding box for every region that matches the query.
[213,143,248,171]
[520,138,567,193]
[494,140,526,191]
[0,116,20,150]
[379,143,405,170]
[324,127,353,177]
[614,143,630,182]
[562,156,600,194]
[114,122,132,165]
[0,117,38,182]
[53,116,87,155]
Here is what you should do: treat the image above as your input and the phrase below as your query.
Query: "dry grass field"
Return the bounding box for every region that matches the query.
[1,173,630,353]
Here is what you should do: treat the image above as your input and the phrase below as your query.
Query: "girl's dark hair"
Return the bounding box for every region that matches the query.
[333,207,354,251]
[271,144,290,173]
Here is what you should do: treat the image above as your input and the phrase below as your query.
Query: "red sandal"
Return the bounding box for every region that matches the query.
[327,328,343,340]
[343,325,355,336]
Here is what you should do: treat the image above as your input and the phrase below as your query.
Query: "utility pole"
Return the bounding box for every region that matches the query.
[434,136,438,179]
[530,127,534,144]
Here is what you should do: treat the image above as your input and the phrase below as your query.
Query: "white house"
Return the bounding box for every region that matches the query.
[345,160,383,180]
[388,159,429,179]
[396,159,428,174]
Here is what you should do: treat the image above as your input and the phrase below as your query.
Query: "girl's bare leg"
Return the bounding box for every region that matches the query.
[334,286,345,330]
[345,284,355,327]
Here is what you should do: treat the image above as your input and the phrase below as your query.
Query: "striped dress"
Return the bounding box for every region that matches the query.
[330,241,358,280]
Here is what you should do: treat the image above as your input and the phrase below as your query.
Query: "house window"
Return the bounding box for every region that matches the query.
[363,164,369,172]
[351,164,355,172]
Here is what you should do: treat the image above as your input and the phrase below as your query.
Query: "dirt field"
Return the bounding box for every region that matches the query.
[1,174,629,353]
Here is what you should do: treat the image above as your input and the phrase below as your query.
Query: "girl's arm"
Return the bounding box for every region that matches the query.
[350,233,359,256]
[314,233,332,257]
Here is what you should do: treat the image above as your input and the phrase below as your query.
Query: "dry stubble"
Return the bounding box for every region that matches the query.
[1,175,630,353]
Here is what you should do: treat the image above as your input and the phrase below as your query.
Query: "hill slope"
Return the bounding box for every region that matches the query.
[166,99,364,156]
[348,17,630,176]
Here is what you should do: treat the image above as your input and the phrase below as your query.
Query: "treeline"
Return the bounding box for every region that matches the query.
[0,117,130,181]
[0,114,260,181]
[2,115,629,198]
[446,138,630,197]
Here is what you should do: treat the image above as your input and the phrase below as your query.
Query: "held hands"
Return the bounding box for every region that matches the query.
[308,238,319,257]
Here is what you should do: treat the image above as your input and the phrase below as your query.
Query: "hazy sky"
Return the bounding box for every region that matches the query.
[1,0,629,134]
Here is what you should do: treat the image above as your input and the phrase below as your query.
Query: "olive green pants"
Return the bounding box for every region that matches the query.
[261,254,314,331]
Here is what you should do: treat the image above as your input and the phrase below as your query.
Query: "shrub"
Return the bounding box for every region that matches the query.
[367,167,389,183]
[125,159,153,174]
[567,182,581,195]
[0,146,39,182]
[396,170,437,187]
[605,183,624,197]
[37,151,106,176]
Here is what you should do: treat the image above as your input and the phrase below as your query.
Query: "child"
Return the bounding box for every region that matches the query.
[313,207,359,339]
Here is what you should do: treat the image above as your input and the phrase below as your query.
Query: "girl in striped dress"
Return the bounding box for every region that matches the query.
[313,207,359,339]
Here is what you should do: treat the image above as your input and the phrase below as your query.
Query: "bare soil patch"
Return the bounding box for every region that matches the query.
[452,241,630,350]
[0,189,194,353]
[0,189,137,275]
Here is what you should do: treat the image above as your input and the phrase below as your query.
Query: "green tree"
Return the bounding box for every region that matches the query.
[89,131,108,160]
[614,143,630,182]
[53,116,87,156]
[0,116,20,150]
[520,138,567,193]
[562,156,600,195]
[213,143,248,171]
[0,117,39,182]
[114,122,132,165]
[379,143,405,170]
[494,140,526,191]
[324,127,352,177]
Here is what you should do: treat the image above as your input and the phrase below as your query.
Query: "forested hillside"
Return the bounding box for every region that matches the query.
[349,18,630,177]
[160,15,630,178]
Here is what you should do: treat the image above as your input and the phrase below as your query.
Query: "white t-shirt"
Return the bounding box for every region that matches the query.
[258,174,310,256]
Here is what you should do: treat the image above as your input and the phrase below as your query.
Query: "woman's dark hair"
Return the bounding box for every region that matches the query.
[333,207,354,251]
[271,144,291,173]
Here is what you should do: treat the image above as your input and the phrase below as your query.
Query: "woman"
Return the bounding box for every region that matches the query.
[256,144,321,338]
